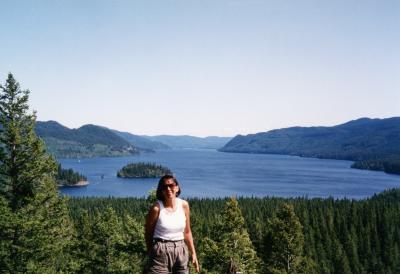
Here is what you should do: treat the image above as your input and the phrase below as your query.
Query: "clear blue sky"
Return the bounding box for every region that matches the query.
[1,0,399,137]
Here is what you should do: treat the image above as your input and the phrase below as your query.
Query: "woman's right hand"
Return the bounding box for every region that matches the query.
[144,203,160,253]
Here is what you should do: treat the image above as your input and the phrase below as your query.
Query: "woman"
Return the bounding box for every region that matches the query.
[145,175,200,273]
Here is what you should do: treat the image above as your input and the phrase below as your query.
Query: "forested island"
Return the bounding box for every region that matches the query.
[220,117,400,175]
[117,162,172,178]
[56,164,88,187]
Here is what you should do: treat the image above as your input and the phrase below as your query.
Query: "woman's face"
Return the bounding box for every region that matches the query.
[161,178,179,200]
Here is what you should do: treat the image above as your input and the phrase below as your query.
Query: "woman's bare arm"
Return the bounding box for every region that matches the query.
[144,203,160,254]
[183,200,200,272]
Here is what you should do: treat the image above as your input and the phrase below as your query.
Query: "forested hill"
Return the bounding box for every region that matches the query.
[144,135,232,149]
[220,117,400,174]
[35,121,232,157]
[35,121,139,158]
[112,129,170,151]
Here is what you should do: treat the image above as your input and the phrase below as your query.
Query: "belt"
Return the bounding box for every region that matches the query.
[153,238,184,243]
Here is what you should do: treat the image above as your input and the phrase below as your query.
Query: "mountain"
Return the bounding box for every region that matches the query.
[35,121,231,157]
[35,121,139,158]
[112,130,170,151]
[220,117,400,174]
[144,135,233,149]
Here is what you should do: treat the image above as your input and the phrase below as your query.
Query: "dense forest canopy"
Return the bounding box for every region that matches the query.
[67,189,400,273]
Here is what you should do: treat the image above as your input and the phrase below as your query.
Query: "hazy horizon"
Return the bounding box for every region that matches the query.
[1,0,399,137]
[36,115,399,138]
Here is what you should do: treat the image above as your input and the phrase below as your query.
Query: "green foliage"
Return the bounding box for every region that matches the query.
[73,207,146,273]
[264,203,313,273]
[199,197,261,273]
[65,189,400,273]
[0,196,13,271]
[146,189,157,204]
[0,74,56,207]
[0,73,76,273]
[117,162,172,178]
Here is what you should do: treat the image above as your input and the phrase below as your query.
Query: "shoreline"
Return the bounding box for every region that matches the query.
[59,180,89,187]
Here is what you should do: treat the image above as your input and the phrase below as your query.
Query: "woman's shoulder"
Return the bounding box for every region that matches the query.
[178,198,189,209]
[146,201,161,221]
[149,201,161,212]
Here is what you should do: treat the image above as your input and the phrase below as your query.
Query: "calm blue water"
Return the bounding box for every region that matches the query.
[59,149,400,199]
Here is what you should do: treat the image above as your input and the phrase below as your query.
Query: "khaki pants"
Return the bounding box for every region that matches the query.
[146,240,189,274]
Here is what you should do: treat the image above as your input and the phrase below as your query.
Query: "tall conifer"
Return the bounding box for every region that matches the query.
[221,197,261,273]
[0,73,76,272]
[198,197,261,273]
[265,203,313,273]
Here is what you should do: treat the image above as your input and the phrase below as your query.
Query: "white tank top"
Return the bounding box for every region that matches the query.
[153,198,186,241]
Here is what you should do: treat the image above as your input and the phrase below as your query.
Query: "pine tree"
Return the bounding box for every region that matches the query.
[0,196,13,272]
[199,236,221,273]
[123,214,147,272]
[265,203,311,274]
[75,210,96,272]
[0,73,76,272]
[220,197,261,273]
[198,197,261,273]
[90,207,128,273]
[332,238,351,274]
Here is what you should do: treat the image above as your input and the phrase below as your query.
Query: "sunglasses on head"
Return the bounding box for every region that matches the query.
[161,183,177,190]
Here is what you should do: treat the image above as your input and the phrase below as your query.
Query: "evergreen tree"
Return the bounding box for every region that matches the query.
[200,197,261,273]
[265,203,311,274]
[332,238,351,274]
[146,188,157,205]
[220,197,261,273]
[0,73,76,272]
[75,210,96,273]
[90,207,129,273]
[0,196,13,272]
[199,237,221,273]
[123,214,147,273]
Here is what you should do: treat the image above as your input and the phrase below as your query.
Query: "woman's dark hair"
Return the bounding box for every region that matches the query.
[156,174,181,201]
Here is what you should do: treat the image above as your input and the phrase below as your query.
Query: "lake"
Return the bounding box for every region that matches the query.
[59,149,400,199]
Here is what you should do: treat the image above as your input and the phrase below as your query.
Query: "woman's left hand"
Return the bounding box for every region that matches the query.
[192,253,200,272]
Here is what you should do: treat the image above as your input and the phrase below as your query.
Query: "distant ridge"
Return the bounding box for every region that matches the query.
[144,135,233,149]
[112,129,170,151]
[35,121,139,158]
[35,121,233,157]
[220,117,400,174]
